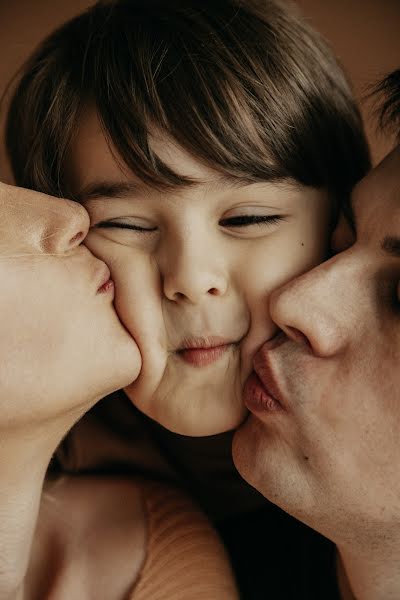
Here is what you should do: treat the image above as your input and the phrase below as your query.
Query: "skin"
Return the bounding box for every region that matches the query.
[0,183,141,425]
[68,109,333,436]
[0,182,142,599]
[233,145,400,600]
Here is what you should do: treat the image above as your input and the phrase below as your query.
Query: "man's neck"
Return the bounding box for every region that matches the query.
[338,538,400,600]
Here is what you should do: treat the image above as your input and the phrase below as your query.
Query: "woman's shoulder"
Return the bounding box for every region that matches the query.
[32,474,147,600]
[33,475,239,599]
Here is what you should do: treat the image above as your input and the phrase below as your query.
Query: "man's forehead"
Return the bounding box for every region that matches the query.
[347,146,400,259]
[351,145,400,219]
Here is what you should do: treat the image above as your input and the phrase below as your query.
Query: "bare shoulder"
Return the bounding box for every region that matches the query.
[38,475,147,599]
[45,474,146,534]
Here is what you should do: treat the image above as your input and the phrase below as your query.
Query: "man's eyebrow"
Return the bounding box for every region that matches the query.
[381,235,400,257]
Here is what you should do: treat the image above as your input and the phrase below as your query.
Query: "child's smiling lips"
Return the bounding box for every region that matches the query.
[176,336,239,368]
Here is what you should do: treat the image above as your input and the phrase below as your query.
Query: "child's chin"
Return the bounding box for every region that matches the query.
[153,401,248,437]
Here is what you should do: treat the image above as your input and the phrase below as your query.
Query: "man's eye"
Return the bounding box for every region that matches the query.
[94,220,157,232]
[219,215,284,227]
[380,278,400,314]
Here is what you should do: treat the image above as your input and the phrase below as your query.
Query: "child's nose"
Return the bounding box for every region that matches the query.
[162,242,228,304]
[163,264,228,303]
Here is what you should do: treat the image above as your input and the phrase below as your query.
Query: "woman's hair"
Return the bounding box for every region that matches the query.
[6,0,370,199]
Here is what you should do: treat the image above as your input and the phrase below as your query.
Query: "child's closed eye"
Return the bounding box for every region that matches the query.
[93,220,157,232]
[91,214,286,236]
[219,215,285,228]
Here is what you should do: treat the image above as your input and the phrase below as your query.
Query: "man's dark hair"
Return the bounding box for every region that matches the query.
[374,69,400,140]
[6,0,370,199]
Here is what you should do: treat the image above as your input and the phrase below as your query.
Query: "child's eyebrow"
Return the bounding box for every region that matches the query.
[76,181,146,203]
[76,175,292,203]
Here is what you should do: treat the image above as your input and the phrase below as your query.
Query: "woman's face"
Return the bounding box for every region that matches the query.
[70,112,332,436]
[0,183,141,427]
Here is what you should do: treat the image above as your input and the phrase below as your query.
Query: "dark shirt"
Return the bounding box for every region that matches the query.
[218,504,340,600]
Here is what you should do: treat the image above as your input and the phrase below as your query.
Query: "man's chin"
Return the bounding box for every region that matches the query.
[232,415,265,488]
[233,415,309,516]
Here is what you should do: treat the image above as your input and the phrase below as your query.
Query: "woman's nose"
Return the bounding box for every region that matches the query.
[41,198,90,254]
[269,252,357,358]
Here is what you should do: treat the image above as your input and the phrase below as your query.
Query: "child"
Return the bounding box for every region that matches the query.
[6,0,370,597]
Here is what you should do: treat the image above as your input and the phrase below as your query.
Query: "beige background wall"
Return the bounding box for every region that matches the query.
[0,0,399,181]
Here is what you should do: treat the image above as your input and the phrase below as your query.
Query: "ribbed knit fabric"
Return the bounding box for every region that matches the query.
[131,483,239,599]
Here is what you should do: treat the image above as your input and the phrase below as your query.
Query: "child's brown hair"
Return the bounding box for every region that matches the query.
[6,0,370,199]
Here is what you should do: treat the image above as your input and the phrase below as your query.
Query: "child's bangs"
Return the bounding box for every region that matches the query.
[90,6,288,191]
[6,0,370,200]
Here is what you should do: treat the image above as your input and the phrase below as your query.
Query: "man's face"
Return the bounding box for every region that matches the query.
[0,184,141,427]
[69,111,332,436]
[233,146,400,546]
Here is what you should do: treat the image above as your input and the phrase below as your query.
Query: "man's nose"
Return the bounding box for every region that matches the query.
[269,252,358,357]
[40,198,90,254]
[161,236,228,304]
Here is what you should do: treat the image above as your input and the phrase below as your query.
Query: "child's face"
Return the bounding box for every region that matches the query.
[69,111,332,436]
